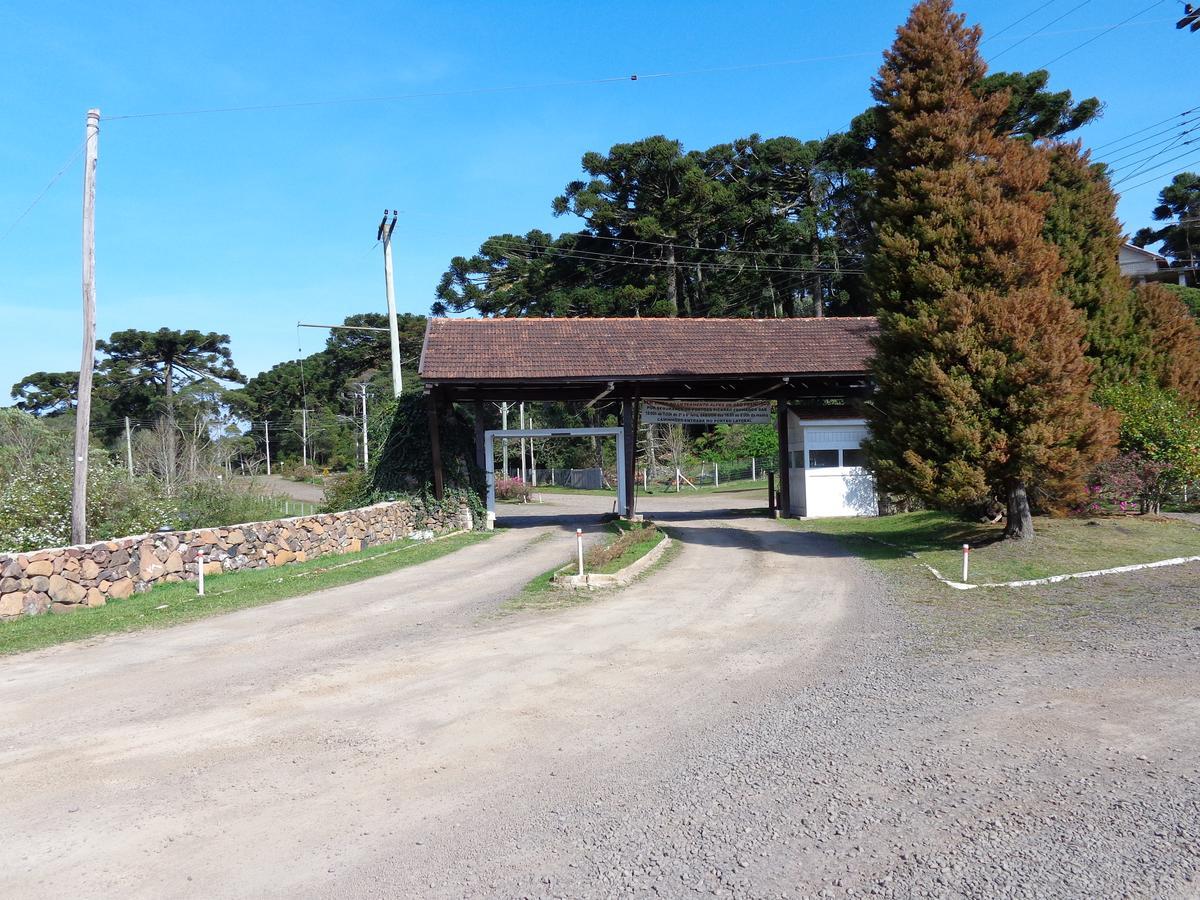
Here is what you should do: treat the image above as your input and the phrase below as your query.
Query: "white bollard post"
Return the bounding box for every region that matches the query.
[676,467,681,492]
[197,549,205,597]
[576,528,584,577]
[715,462,720,488]
[751,457,756,482]
[962,544,970,583]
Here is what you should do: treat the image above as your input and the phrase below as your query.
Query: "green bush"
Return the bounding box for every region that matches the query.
[322,470,369,513]
[0,453,175,551]
[1097,381,1200,490]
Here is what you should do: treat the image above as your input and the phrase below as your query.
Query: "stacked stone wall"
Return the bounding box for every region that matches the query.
[0,500,470,619]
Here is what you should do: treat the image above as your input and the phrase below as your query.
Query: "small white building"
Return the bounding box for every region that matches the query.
[1119,241,1188,286]
[786,413,878,518]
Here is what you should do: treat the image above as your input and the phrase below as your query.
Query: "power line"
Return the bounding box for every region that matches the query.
[482,232,864,267]
[562,232,864,263]
[100,52,882,122]
[987,0,1091,63]
[982,0,1062,45]
[1118,159,1200,194]
[1096,113,1200,161]
[1104,122,1200,169]
[1112,144,1200,187]
[1039,0,1170,67]
[1091,106,1200,152]
[488,238,866,275]
[0,139,88,245]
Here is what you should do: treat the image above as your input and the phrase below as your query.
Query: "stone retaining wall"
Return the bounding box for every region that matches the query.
[0,500,471,619]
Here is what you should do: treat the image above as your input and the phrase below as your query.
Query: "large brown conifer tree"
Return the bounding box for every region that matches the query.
[863,0,1115,539]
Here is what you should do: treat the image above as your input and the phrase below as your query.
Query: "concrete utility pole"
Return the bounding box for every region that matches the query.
[71,108,100,545]
[300,406,308,468]
[264,421,272,476]
[358,383,370,470]
[377,210,403,398]
[125,416,134,477]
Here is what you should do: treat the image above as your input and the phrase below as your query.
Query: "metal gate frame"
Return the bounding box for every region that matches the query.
[483,427,626,527]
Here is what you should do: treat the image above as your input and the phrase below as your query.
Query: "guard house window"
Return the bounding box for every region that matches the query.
[842,448,868,468]
[808,449,840,469]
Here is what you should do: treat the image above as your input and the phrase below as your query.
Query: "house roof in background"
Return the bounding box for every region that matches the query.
[419,316,879,383]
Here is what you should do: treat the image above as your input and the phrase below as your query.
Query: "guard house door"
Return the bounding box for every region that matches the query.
[483,427,627,527]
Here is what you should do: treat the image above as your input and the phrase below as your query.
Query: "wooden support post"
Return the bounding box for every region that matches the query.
[473,400,486,472]
[776,401,792,518]
[427,390,445,500]
[767,470,778,518]
[621,398,637,517]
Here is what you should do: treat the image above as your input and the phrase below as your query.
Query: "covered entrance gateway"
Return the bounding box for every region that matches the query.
[418,316,879,518]
[483,427,627,526]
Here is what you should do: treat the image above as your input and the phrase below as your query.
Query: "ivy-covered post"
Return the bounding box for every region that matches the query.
[473,400,487,472]
[427,388,445,500]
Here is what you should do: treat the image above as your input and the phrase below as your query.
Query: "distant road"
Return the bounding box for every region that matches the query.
[240,474,326,504]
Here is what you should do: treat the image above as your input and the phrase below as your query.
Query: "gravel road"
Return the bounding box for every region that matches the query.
[1,490,1196,899]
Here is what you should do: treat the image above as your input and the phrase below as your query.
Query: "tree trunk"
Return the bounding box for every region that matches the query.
[1005,479,1035,540]
[665,245,680,316]
[810,177,823,317]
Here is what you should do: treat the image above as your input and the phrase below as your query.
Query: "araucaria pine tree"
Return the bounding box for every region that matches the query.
[863,0,1116,540]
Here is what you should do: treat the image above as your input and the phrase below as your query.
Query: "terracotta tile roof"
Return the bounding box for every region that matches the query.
[419,317,879,382]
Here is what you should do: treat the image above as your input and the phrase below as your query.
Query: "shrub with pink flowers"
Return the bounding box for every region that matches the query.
[494,475,532,502]
[1081,452,1174,516]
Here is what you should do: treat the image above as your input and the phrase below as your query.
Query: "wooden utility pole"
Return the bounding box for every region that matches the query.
[125,416,134,476]
[378,210,403,398]
[264,421,272,476]
[71,108,100,545]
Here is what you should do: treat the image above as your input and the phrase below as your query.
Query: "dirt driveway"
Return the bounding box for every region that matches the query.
[0,490,1196,898]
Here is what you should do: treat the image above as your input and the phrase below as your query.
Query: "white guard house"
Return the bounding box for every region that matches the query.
[786,412,878,518]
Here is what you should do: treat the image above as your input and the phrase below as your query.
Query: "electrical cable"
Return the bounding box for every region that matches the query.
[982,0,1062,45]
[987,0,1091,63]
[1104,123,1200,170]
[1039,0,1169,67]
[1091,106,1200,152]
[0,138,88,245]
[1118,160,1200,194]
[1112,143,1200,187]
[100,52,882,122]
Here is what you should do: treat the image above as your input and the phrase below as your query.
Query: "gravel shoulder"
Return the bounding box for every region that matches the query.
[1,490,1197,899]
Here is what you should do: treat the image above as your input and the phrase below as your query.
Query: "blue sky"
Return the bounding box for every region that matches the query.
[1,0,1196,396]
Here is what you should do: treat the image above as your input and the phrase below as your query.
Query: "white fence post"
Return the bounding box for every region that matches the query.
[577,528,584,576]
[962,544,970,583]
[197,549,205,597]
[715,462,720,487]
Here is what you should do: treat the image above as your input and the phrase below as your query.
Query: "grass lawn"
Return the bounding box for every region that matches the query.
[796,510,1200,585]
[0,530,493,656]
[587,522,666,574]
[501,523,674,612]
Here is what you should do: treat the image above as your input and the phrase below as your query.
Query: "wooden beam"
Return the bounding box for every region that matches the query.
[427,389,445,500]
[473,400,486,472]
[776,401,792,518]
[622,398,637,517]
